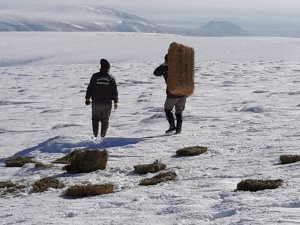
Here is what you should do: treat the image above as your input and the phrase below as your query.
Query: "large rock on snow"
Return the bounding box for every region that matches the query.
[139,171,177,186]
[63,149,108,173]
[280,154,300,164]
[176,146,208,156]
[65,184,114,198]
[236,179,283,192]
[134,160,166,174]
[5,156,34,167]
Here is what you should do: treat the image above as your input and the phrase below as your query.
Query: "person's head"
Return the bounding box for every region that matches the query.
[164,54,168,63]
[100,58,110,72]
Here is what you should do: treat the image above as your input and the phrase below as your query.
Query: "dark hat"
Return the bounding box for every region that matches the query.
[100,58,110,71]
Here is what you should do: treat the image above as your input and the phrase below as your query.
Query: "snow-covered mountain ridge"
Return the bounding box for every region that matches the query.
[0,5,165,33]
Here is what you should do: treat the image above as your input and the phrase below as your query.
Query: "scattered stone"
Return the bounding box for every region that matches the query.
[237,179,283,192]
[0,181,16,189]
[140,171,177,186]
[134,160,166,174]
[32,177,65,193]
[176,146,208,156]
[63,149,108,173]
[0,181,26,197]
[280,155,300,164]
[65,184,114,198]
[5,156,34,167]
[35,162,54,169]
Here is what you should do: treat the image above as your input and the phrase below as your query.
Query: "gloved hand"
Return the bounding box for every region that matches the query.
[114,102,118,110]
[85,99,90,105]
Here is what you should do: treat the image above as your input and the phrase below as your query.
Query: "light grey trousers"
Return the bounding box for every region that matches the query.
[164,97,187,114]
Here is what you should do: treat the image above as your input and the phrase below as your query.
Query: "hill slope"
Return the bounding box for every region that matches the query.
[195,21,250,36]
[0,5,165,33]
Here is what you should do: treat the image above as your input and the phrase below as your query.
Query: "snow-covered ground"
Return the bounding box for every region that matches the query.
[0,32,300,225]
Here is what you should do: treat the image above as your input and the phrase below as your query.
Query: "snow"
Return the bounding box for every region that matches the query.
[0,32,300,224]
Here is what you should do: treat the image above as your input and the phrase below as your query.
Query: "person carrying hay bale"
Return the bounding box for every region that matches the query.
[153,42,195,134]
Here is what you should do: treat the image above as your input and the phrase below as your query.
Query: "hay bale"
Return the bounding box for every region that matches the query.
[280,155,300,164]
[65,184,114,198]
[32,177,65,193]
[63,149,108,173]
[168,42,195,97]
[134,160,166,174]
[176,146,208,156]
[5,156,34,167]
[140,171,177,186]
[237,179,283,192]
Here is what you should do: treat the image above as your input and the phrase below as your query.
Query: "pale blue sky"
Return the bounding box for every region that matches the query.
[1,0,299,35]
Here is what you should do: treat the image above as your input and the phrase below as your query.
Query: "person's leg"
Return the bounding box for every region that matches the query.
[164,97,177,133]
[100,104,112,137]
[174,97,187,134]
[92,104,101,137]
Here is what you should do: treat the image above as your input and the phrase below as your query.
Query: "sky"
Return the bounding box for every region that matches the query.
[0,0,300,35]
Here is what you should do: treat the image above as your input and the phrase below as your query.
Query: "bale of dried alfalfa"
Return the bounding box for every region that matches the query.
[140,171,177,186]
[176,146,208,156]
[5,156,34,167]
[134,160,166,174]
[168,42,195,97]
[65,184,114,198]
[280,155,300,164]
[63,149,108,173]
[32,177,65,193]
[236,179,283,192]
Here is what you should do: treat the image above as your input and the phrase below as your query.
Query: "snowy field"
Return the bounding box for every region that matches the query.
[0,32,300,225]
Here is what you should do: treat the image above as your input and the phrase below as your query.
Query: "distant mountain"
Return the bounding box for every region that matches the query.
[194,21,250,37]
[0,5,165,33]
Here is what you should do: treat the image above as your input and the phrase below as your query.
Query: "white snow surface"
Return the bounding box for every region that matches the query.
[0,32,300,225]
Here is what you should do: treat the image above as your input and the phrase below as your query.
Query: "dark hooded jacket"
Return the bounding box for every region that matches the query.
[85,69,118,104]
[153,63,185,98]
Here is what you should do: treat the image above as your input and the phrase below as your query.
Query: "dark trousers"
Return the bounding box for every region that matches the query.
[92,103,112,137]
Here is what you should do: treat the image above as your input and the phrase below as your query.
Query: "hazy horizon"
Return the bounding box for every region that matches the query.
[0,0,299,36]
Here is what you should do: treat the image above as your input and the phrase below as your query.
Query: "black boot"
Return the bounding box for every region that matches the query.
[92,120,99,137]
[175,113,182,134]
[165,109,176,133]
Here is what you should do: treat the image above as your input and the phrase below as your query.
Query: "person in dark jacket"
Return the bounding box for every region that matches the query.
[153,54,187,134]
[85,59,118,138]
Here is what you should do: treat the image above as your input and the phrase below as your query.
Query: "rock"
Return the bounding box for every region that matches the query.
[176,146,208,156]
[32,177,64,193]
[134,160,166,174]
[237,179,283,192]
[65,184,114,198]
[63,149,108,173]
[140,171,177,186]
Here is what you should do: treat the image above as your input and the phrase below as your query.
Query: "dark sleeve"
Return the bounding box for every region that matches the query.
[111,78,118,103]
[85,76,94,99]
[153,65,168,76]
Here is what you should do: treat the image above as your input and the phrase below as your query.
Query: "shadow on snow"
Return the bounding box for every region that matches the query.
[1,136,143,161]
